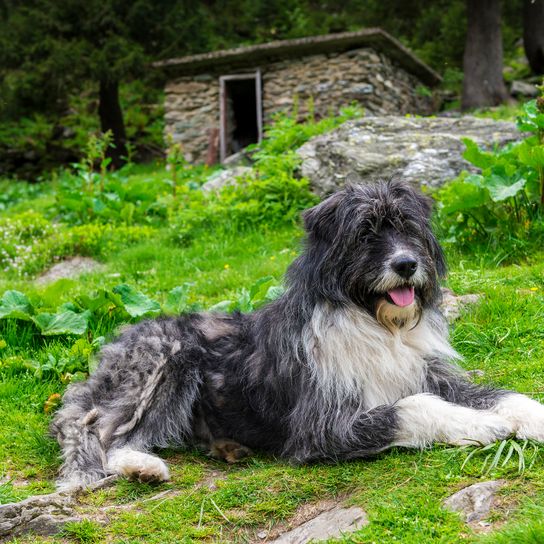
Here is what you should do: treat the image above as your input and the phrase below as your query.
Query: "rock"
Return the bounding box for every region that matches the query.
[269,505,368,544]
[201,166,253,192]
[0,492,78,537]
[36,257,103,285]
[442,480,505,523]
[510,80,538,98]
[440,288,481,323]
[297,116,521,195]
[0,476,116,539]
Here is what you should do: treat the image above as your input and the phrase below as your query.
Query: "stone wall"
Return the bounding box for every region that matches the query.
[163,46,432,163]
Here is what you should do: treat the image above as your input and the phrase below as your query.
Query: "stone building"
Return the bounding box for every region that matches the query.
[154,28,441,164]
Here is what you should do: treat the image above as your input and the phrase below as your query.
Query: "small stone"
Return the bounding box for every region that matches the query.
[270,505,368,544]
[442,480,505,523]
[510,80,538,98]
[201,166,253,192]
[257,530,268,539]
[440,288,482,323]
[344,84,374,96]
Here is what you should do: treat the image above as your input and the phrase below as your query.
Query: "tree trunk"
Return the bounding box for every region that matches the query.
[462,0,509,110]
[523,0,544,74]
[98,79,128,169]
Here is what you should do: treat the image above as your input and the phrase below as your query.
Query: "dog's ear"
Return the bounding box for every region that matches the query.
[428,232,447,278]
[302,192,342,241]
[414,194,447,277]
[416,193,434,219]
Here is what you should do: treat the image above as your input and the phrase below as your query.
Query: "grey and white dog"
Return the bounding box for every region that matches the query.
[52,180,544,490]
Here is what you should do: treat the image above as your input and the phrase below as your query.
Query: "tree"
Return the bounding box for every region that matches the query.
[523,0,544,74]
[462,0,509,110]
[0,0,212,168]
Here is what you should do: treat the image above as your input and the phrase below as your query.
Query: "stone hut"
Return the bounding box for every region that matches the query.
[154,28,441,164]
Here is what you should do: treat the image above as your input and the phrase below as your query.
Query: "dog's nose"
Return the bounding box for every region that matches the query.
[391,256,418,279]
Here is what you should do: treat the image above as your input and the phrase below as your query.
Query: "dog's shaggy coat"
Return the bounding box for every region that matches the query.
[52,181,544,489]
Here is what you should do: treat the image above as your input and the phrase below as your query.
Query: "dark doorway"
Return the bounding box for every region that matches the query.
[220,72,262,161]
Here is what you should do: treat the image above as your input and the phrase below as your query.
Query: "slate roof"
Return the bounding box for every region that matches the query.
[153,28,441,86]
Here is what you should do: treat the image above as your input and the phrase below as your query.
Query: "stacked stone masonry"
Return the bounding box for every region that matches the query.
[164,47,431,163]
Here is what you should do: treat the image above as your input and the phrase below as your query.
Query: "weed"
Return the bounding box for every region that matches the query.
[61,519,103,544]
[458,438,543,477]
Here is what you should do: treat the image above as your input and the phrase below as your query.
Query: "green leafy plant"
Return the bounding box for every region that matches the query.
[0,277,283,380]
[209,276,284,312]
[435,95,544,261]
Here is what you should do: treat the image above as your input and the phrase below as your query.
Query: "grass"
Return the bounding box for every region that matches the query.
[1,165,544,543]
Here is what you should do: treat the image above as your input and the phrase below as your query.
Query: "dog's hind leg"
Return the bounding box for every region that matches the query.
[51,391,109,492]
[53,318,204,489]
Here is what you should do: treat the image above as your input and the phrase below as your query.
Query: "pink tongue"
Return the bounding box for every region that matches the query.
[388,286,415,307]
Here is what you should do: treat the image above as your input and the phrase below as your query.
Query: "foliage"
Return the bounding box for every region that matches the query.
[0,178,50,212]
[435,97,544,262]
[0,0,526,173]
[0,210,154,277]
[0,276,283,381]
[209,276,284,313]
[458,438,542,477]
[48,131,211,226]
[169,106,362,244]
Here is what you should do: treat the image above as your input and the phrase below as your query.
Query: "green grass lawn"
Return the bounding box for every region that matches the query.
[1,164,544,544]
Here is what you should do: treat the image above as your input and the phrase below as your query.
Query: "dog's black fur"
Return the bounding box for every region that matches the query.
[52,180,537,490]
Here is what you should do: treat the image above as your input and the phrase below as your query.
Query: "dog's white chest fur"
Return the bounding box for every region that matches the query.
[303,303,457,408]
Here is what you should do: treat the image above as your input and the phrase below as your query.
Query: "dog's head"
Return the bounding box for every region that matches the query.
[296,180,445,329]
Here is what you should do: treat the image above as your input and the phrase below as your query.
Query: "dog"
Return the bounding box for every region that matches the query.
[51,180,544,490]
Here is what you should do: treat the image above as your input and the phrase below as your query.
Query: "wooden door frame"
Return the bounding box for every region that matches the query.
[219,70,263,162]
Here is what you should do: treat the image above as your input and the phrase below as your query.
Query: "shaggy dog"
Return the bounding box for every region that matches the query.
[52,180,544,490]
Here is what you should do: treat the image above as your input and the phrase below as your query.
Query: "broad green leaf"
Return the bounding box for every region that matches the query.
[236,289,252,312]
[462,138,494,169]
[32,310,90,336]
[265,285,285,301]
[437,179,488,215]
[209,300,235,313]
[76,289,124,314]
[464,174,486,188]
[249,276,275,300]
[38,279,78,310]
[164,284,193,314]
[486,175,527,202]
[112,284,161,318]
[0,290,33,320]
[518,142,544,169]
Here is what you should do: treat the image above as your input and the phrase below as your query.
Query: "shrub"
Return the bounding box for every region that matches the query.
[169,105,363,244]
[0,211,154,277]
[434,96,544,262]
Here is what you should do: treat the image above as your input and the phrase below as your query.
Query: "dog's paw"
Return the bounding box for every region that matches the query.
[493,394,544,442]
[446,413,514,446]
[394,394,514,448]
[107,448,170,483]
[210,439,253,463]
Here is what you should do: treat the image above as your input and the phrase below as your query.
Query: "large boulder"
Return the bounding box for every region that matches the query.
[297,116,521,195]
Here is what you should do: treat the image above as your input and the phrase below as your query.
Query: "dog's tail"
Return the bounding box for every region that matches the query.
[50,402,108,491]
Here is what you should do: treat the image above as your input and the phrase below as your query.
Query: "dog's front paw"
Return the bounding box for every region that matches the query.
[493,394,544,442]
[447,413,514,446]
